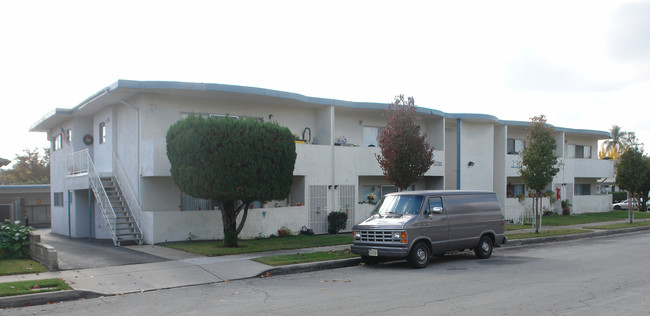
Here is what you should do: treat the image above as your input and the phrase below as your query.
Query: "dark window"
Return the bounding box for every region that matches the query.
[99,122,106,144]
[53,192,64,206]
[575,184,591,195]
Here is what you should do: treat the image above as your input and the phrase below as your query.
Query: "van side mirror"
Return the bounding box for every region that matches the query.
[432,206,443,214]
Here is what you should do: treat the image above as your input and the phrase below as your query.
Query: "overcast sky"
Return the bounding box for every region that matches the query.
[1,0,648,166]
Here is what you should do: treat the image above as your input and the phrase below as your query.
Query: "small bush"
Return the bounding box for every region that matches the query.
[612,191,627,203]
[327,211,347,234]
[0,220,33,259]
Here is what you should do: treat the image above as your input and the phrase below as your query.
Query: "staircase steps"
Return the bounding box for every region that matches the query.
[97,176,143,246]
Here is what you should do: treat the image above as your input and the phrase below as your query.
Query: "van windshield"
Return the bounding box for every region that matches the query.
[373,195,424,215]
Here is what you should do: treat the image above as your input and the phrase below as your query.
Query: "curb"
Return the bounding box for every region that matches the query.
[258,257,362,278]
[504,224,650,247]
[0,289,105,309]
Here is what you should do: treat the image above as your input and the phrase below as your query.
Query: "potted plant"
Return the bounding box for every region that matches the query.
[367,193,376,203]
[561,199,572,215]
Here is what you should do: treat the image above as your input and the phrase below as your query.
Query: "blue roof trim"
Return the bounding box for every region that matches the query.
[0,184,50,189]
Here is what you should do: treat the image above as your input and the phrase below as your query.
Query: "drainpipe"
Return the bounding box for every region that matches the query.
[456,119,461,190]
[68,190,71,239]
[104,88,141,206]
[89,189,93,240]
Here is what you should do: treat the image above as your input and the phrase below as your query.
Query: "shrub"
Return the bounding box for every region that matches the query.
[0,220,33,259]
[612,191,627,203]
[327,211,347,234]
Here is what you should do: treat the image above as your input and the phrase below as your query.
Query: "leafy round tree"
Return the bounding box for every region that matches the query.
[519,115,559,233]
[376,95,435,191]
[616,148,650,222]
[166,115,296,247]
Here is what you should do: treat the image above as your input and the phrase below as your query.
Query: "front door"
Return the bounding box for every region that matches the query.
[309,185,328,234]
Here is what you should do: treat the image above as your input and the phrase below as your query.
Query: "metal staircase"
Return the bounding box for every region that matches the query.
[100,176,143,245]
[71,149,144,246]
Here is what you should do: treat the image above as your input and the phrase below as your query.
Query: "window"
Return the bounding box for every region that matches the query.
[99,122,106,144]
[180,192,212,211]
[507,138,524,155]
[53,192,64,207]
[363,126,382,147]
[53,134,62,151]
[507,183,526,197]
[66,129,72,143]
[425,197,443,214]
[568,144,591,159]
[575,184,591,196]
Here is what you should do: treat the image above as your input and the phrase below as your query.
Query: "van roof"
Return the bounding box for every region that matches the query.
[386,190,495,196]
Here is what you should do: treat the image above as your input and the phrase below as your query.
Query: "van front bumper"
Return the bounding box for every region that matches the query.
[351,244,409,258]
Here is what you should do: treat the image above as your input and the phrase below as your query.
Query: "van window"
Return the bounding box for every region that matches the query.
[426,197,443,214]
[374,195,424,215]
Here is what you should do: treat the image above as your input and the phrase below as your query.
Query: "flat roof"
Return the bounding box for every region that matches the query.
[29,79,611,139]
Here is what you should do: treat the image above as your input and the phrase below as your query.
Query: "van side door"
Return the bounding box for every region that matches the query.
[420,196,449,254]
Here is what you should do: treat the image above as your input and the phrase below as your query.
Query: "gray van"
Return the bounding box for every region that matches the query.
[351,190,506,268]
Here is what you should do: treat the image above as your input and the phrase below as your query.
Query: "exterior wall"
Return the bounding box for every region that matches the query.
[444,121,458,190]
[93,106,114,174]
[460,121,494,191]
[142,206,308,244]
[494,125,507,206]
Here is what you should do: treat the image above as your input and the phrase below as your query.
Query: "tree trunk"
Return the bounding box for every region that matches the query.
[218,200,239,247]
[535,196,541,234]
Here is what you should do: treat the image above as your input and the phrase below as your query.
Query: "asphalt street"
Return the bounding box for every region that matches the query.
[6,230,650,315]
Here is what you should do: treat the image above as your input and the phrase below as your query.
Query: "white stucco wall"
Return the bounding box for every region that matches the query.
[460,121,494,191]
[142,206,309,244]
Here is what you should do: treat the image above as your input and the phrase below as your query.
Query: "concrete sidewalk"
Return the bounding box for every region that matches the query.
[0,244,357,308]
[2,219,650,309]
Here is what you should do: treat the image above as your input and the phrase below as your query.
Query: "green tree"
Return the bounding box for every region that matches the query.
[616,148,650,222]
[519,115,559,233]
[603,125,627,155]
[166,115,296,247]
[0,148,50,184]
[376,95,435,191]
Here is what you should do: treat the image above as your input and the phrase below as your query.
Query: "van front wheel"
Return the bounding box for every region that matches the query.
[407,242,431,268]
[475,235,493,259]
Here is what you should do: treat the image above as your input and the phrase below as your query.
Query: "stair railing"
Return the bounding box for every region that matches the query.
[84,149,119,246]
[112,153,144,242]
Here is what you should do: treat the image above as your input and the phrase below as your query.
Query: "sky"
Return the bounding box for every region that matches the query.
[1,0,649,167]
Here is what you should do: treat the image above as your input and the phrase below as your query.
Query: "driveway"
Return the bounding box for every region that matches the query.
[35,229,168,270]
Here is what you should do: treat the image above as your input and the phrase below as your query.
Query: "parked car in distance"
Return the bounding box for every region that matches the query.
[612,199,649,210]
[351,190,507,268]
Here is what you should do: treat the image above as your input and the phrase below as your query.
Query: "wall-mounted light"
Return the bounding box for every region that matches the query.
[334,185,339,189]
[328,185,333,190]
[468,161,475,167]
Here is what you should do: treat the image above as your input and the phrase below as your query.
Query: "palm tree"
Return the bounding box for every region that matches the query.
[604,125,627,156]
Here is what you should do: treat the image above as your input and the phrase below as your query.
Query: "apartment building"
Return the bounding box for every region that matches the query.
[30,80,614,245]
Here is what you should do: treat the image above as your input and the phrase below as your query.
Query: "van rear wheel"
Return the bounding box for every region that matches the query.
[407,242,431,268]
[475,235,493,259]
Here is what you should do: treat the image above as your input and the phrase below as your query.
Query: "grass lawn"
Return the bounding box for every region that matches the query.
[252,249,358,266]
[588,220,650,230]
[506,228,593,240]
[0,258,49,276]
[524,211,650,226]
[161,234,352,256]
[0,278,70,297]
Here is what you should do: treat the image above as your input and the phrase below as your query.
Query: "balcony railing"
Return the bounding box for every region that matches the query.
[66,149,90,175]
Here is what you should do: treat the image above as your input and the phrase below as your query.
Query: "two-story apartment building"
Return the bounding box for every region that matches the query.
[30,80,614,245]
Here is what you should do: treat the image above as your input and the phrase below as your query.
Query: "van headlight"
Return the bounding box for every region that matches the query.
[393,231,407,243]
[354,232,361,239]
